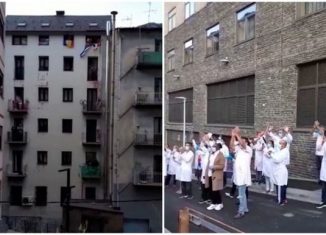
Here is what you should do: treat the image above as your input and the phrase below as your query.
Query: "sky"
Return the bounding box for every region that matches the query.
[5,0,162,27]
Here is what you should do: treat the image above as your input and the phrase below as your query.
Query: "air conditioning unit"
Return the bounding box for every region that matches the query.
[21,196,33,206]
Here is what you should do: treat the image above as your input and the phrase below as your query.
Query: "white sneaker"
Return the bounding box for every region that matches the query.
[215,204,224,211]
[206,204,217,210]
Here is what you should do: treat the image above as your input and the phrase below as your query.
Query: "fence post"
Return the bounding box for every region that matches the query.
[178,208,189,233]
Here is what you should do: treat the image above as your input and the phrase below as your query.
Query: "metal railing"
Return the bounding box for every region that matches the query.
[7,131,28,144]
[6,164,27,177]
[137,51,162,67]
[81,99,102,113]
[8,99,29,113]
[82,130,101,145]
[134,169,162,186]
[135,132,162,146]
[80,165,101,179]
[135,92,162,105]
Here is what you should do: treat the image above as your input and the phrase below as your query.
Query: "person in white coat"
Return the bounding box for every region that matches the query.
[164,146,171,184]
[268,126,293,165]
[230,129,252,219]
[166,146,177,186]
[198,143,211,204]
[252,133,265,184]
[263,140,275,193]
[180,142,195,199]
[312,120,325,184]
[315,131,326,209]
[174,146,183,194]
[270,139,289,206]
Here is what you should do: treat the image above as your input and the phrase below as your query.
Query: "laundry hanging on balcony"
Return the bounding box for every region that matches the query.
[80,38,101,57]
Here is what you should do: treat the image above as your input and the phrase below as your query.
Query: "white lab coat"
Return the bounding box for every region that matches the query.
[269,132,292,165]
[253,138,264,171]
[316,134,324,156]
[167,151,177,175]
[233,144,252,186]
[271,148,289,186]
[316,140,326,182]
[221,144,230,172]
[200,147,210,184]
[262,147,274,178]
[173,152,182,181]
[164,149,171,177]
[180,150,194,182]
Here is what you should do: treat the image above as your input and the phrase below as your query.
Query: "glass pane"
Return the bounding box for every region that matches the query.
[247,76,255,93]
[247,14,255,40]
[298,63,317,87]
[247,95,255,125]
[318,87,326,125]
[297,88,316,127]
[237,19,245,42]
[237,96,247,124]
[318,60,326,84]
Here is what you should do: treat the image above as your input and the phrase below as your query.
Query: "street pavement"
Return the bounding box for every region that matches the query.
[165,182,326,233]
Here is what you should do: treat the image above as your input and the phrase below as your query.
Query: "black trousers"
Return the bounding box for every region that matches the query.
[201,183,210,201]
[256,171,263,183]
[276,185,287,203]
[181,181,192,196]
[211,190,222,204]
[322,181,326,203]
[317,155,323,173]
[165,174,176,186]
[223,172,227,188]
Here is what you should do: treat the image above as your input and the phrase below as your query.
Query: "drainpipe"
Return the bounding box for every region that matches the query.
[109,10,118,206]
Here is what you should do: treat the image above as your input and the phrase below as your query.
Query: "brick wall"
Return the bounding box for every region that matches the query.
[165,2,326,180]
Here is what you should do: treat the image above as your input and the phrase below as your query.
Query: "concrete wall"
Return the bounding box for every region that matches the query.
[3,33,106,221]
[165,2,326,180]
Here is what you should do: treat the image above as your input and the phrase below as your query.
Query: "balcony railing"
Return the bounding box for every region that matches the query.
[134,132,162,147]
[6,164,27,179]
[82,130,101,146]
[137,51,162,69]
[7,131,28,145]
[135,92,162,106]
[8,99,29,114]
[81,99,102,115]
[80,165,101,179]
[133,169,162,187]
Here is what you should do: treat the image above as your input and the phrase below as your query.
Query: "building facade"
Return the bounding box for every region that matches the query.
[165,2,326,180]
[3,12,110,230]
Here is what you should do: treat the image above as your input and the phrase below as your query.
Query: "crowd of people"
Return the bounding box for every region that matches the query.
[164,122,326,219]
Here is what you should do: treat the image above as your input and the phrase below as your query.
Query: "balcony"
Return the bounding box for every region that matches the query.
[6,164,27,180]
[82,130,101,146]
[134,132,162,148]
[136,51,162,69]
[135,92,162,108]
[8,99,29,114]
[81,99,102,115]
[7,131,27,145]
[133,169,162,187]
[80,165,101,180]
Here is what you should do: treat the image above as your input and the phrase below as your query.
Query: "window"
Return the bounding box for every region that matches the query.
[86,151,97,163]
[85,35,101,45]
[85,187,96,200]
[168,8,176,32]
[62,119,72,133]
[10,186,22,206]
[206,24,220,55]
[60,187,69,205]
[297,60,326,127]
[38,87,48,102]
[298,2,326,17]
[167,50,175,71]
[37,151,48,165]
[87,57,98,81]
[207,76,255,125]
[14,56,24,80]
[12,150,23,173]
[0,70,3,98]
[63,57,73,71]
[62,151,72,166]
[63,35,74,48]
[38,118,48,132]
[155,39,162,52]
[12,35,27,45]
[39,56,49,71]
[63,88,73,102]
[185,2,195,19]
[184,39,193,65]
[168,89,193,123]
[35,186,47,206]
[39,35,49,45]
[236,4,256,43]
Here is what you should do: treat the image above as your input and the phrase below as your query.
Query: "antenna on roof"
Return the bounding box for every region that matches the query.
[145,2,157,23]
[121,15,132,27]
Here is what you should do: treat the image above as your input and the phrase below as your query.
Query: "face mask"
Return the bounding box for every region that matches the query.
[212,147,217,153]
[209,140,215,147]
[185,146,190,151]
[267,144,272,148]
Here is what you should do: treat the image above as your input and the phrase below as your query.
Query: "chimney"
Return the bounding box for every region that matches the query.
[56,11,65,16]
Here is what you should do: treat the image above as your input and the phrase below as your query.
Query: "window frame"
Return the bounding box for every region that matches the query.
[168,8,176,32]
[63,56,74,71]
[63,88,73,102]
[184,2,195,19]
[14,56,24,80]
[38,118,48,133]
[87,57,98,81]
[62,119,73,133]
[35,186,47,206]
[61,151,72,166]
[38,35,49,46]
[206,23,220,56]
[183,38,194,65]
[236,3,256,44]
[12,35,27,45]
[167,49,175,72]
[38,87,49,102]
[39,56,49,71]
[37,151,48,165]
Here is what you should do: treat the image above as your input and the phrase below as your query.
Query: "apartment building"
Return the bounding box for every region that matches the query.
[114,23,162,232]
[0,2,5,220]
[3,12,110,230]
[165,2,326,180]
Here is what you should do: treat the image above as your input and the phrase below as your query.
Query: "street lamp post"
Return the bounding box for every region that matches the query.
[175,96,186,147]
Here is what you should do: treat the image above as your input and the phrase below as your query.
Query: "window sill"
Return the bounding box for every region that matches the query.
[296,8,326,21]
[166,69,175,73]
[234,37,255,47]
[166,122,193,126]
[205,123,254,129]
[183,62,193,67]
[205,51,219,59]
[293,127,312,133]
